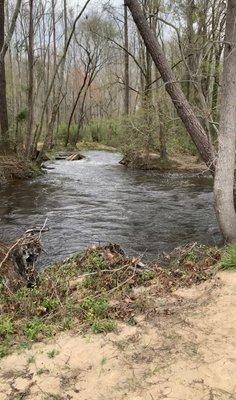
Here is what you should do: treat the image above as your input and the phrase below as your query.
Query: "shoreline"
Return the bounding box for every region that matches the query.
[0,147,208,186]
[0,242,228,358]
[0,242,235,398]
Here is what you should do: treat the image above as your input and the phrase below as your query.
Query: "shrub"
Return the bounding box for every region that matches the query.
[80,296,108,319]
[24,318,45,340]
[0,317,13,338]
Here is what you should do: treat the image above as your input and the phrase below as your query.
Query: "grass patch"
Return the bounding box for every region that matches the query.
[47,349,60,359]
[221,245,236,269]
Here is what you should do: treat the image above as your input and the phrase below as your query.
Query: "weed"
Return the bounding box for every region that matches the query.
[80,296,108,319]
[47,349,60,358]
[27,355,35,364]
[24,318,45,340]
[91,319,116,334]
[84,251,106,272]
[41,298,60,311]
[185,250,197,262]
[221,245,236,269]
[61,316,74,330]
[141,270,155,282]
[101,356,107,366]
[36,368,49,375]
[17,342,30,353]
[0,316,13,337]
[0,342,9,358]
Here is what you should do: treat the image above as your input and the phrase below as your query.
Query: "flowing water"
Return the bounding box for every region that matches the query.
[0,150,220,266]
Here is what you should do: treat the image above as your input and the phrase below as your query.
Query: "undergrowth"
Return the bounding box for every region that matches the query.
[0,243,223,359]
[220,244,236,269]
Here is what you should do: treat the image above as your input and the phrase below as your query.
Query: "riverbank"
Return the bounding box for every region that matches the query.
[120,151,207,173]
[0,243,235,399]
[0,156,42,185]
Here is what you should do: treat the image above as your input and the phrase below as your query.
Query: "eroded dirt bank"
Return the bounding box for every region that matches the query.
[0,271,235,400]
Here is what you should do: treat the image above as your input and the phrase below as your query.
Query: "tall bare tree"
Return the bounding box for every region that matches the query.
[0,0,9,153]
[214,0,236,242]
[26,0,34,156]
[124,2,130,114]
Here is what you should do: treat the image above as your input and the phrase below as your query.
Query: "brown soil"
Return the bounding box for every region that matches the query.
[0,156,39,184]
[0,271,235,400]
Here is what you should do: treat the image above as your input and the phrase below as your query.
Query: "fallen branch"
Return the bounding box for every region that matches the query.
[0,220,48,291]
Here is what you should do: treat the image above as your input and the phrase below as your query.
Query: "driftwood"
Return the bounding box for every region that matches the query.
[66,153,85,161]
[0,227,46,291]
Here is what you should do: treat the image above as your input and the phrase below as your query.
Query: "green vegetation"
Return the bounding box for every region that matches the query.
[0,316,13,337]
[0,244,225,359]
[55,110,197,160]
[47,349,60,359]
[80,114,196,157]
[24,318,47,340]
[220,245,236,269]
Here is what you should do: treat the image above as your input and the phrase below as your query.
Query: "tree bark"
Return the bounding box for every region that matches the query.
[214,0,236,242]
[26,0,34,157]
[0,0,9,153]
[124,3,130,115]
[125,0,215,173]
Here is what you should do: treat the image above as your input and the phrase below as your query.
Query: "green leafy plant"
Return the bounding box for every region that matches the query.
[24,318,45,340]
[80,296,108,319]
[41,298,60,311]
[84,251,106,272]
[141,270,155,282]
[0,317,13,338]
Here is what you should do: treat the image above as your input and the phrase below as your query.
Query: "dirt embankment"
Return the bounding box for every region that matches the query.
[120,151,207,173]
[0,156,41,185]
[0,266,235,399]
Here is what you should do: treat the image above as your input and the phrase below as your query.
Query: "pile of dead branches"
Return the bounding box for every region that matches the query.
[0,226,47,291]
[0,156,38,184]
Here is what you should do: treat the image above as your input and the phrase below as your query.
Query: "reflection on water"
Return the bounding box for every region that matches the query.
[0,150,220,266]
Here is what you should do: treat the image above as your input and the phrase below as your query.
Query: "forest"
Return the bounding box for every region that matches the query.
[0,0,236,399]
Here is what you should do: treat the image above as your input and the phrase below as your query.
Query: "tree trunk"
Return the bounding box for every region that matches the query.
[125,0,215,173]
[26,0,34,157]
[185,0,195,101]
[124,3,129,115]
[214,0,236,242]
[0,0,9,153]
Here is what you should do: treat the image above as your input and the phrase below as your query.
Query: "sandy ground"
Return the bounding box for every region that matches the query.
[0,271,235,400]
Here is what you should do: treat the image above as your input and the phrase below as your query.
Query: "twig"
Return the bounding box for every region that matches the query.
[0,237,23,270]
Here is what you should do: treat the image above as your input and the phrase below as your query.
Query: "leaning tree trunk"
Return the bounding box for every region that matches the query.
[125,0,215,172]
[214,0,236,242]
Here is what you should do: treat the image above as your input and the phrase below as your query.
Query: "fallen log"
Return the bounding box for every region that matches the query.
[66,153,85,161]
